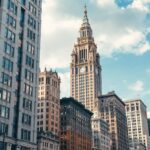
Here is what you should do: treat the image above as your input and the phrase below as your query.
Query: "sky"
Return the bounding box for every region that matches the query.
[41,0,150,110]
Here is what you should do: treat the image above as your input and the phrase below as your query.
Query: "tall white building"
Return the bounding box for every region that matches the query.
[125,99,150,150]
[70,6,102,112]
[0,0,42,149]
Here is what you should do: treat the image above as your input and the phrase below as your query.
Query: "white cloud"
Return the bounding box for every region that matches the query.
[128,80,144,92]
[131,0,149,12]
[40,0,150,67]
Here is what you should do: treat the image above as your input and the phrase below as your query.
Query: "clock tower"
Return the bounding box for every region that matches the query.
[70,6,102,111]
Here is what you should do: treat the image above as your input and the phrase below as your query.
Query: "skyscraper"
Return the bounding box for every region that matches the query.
[125,99,150,150]
[96,92,129,150]
[0,0,42,149]
[70,6,102,112]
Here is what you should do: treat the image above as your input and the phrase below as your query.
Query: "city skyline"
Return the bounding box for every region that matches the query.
[41,0,150,110]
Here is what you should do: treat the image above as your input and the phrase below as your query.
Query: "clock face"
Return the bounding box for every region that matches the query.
[80,66,86,73]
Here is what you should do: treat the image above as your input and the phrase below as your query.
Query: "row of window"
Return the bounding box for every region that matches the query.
[29,2,36,16]
[0,88,11,102]
[24,83,33,96]
[7,14,16,28]
[26,55,34,68]
[23,98,32,111]
[25,69,34,82]
[3,57,13,72]
[8,0,17,15]
[0,105,9,119]
[2,72,12,87]
[4,42,14,57]
[27,42,35,55]
[0,122,8,134]
[5,27,15,43]
[22,113,31,126]
[28,15,36,29]
[21,129,31,141]
[27,28,36,42]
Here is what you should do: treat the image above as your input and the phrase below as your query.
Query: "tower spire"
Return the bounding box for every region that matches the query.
[83,4,89,24]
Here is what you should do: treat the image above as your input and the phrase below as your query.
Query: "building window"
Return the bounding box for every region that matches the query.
[3,57,13,72]
[22,113,31,126]
[27,42,35,55]
[24,83,33,96]
[0,105,9,119]
[21,129,31,141]
[5,28,15,43]
[26,55,34,68]
[7,0,17,15]
[2,72,12,87]
[27,28,36,42]
[0,122,8,135]
[0,88,11,102]
[4,42,14,57]
[28,15,36,29]
[25,69,34,82]
[6,14,16,28]
[29,2,36,16]
[46,77,50,84]
[23,98,32,111]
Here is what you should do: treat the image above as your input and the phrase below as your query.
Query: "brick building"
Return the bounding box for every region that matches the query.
[60,97,93,150]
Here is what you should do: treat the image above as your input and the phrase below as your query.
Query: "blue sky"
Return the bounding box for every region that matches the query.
[41,0,150,110]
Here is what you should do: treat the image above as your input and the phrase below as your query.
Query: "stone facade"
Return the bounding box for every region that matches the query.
[70,6,102,112]
[60,97,93,150]
[95,92,129,150]
[125,99,150,150]
[0,0,42,149]
[37,69,60,136]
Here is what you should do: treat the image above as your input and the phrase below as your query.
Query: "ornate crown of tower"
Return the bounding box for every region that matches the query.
[70,6,102,112]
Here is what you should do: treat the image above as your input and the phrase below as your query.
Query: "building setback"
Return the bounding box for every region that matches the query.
[96,92,129,150]
[37,69,60,149]
[0,0,42,149]
[60,97,93,150]
[125,99,150,150]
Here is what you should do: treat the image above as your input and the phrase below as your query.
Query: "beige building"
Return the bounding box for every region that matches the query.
[125,99,150,150]
[70,6,102,112]
[96,92,129,150]
[92,118,111,150]
[37,68,60,149]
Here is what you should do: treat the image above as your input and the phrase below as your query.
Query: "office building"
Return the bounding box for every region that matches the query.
[37,69,60,150]
[92,118,111,150]
[96,92,129,150]
[0,0,42,149]
[60,97,93,150]
[70,6,102,112]
[37,69,60,135]
[125,99,150,150]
